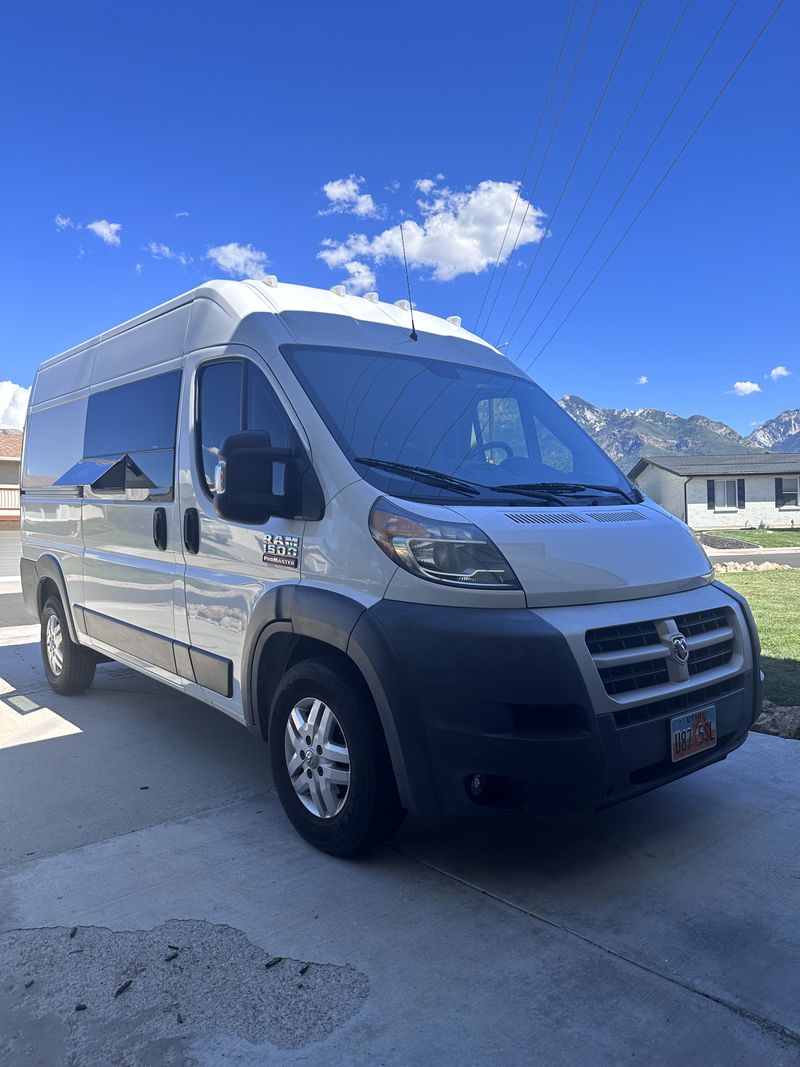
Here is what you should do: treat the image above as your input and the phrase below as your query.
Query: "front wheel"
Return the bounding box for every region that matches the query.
[269,656,405,857]
[41,596,96,695]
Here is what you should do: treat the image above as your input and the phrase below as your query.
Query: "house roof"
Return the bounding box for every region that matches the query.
[629,453,800,479]
[0,431,22,459]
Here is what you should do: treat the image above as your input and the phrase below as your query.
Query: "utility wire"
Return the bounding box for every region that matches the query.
[476,0,600,337]
[501,0,694,348]
[511,0,740,354]
[472,0,580,334]
[493,0,646,347]
[519,0,786,372]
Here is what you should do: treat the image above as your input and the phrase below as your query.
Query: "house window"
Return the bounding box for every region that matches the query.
[714,479,737,509]
[778,477,799,508]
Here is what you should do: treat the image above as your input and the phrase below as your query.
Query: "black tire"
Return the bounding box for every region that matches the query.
[40,595,96,695]
[269,655,405,857]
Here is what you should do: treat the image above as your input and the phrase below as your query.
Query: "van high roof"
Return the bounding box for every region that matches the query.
[38,278,499,372]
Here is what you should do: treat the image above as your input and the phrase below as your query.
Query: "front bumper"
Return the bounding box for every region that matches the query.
[349,586,761,817]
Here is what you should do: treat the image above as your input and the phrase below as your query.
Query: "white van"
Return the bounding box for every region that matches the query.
[20,280,761,855]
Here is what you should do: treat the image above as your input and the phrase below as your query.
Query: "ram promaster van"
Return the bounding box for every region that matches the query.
[21,280,761,855]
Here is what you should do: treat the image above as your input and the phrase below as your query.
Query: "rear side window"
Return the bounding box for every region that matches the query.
[83,369,182,496]
[84,370,182,456]
[23,397,87,488]
[197,360,293,494]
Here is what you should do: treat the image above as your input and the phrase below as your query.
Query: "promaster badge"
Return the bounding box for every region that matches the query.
[263,533,300,568]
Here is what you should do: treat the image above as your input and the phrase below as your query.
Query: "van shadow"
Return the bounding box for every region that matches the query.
[0,638,272,868]
[760,655,800,708]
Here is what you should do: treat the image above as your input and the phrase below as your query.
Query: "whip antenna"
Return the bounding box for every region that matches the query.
[399,222,418,341]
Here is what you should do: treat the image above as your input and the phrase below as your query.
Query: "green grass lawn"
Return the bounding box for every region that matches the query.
[719,570,800,706]
[707,528,800,548]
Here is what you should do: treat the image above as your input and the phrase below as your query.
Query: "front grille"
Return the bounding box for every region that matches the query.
[587,607,739,700]
[599,658,669,696]
[674,608,728,637]
[613,676,745,729]
[586,621,660,655]
[688,640,734,676]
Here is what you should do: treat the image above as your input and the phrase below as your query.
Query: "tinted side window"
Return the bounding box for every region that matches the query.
[197,360,293,495]
[85,370,182,456]
[23,397,87,488]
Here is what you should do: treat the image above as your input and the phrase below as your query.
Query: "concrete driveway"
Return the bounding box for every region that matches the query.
[1,624,798,1065]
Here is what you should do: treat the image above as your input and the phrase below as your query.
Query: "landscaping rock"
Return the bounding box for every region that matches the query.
[754,701,800,741]
[714,561,792,573]
[700,533,759,550]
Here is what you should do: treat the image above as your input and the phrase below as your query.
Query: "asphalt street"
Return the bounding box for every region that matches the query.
[0,622,798,1065]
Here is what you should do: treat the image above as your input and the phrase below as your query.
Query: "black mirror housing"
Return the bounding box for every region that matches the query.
[212,430,296,525]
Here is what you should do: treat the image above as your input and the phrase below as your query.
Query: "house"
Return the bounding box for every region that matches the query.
[0,430,22,525]
[629,454,800,530]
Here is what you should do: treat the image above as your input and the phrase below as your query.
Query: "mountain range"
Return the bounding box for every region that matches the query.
[559,397,800,473]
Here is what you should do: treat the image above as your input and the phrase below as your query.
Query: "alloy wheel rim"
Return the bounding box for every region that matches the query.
[45,613,64,676]
[284,696,351,818]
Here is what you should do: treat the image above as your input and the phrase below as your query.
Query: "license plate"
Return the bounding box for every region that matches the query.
[670,706,717,763]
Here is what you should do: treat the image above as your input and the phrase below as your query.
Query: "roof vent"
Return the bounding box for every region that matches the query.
[330,285,347,297]
[394,299,411,311]
[264,275,278,288]
[364,292,380,303]
[447,315,462,327]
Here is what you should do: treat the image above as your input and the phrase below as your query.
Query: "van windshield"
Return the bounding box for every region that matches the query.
[283,345,636,505]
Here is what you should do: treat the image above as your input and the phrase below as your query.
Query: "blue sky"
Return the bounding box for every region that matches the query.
[1,0,797,433]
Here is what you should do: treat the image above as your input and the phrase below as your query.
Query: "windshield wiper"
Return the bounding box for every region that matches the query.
[355,458,565,504]
[354,457,481,497]
[495,481,638,504]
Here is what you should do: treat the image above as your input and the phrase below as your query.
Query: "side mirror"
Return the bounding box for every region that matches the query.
[212,430,296,525]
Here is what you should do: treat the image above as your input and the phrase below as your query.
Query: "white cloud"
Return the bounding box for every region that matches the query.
[146,241,192,265]
[319,179,546,285]
[205,242,269,279]
[768,365,792,381]
[55,214,79,230]
[86,219,122,246]
[414,178,437,194]
[338,260,377,294]
[320,175,381,218]
[0,381,30,429]
[175,211,190,218]
[635,375,648,385]
[135,263,143,274]
[730,381,761,396]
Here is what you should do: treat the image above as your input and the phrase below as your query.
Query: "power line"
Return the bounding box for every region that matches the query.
[511,0,741,355]
[471,0,580,333]
[493,0,646,346]
[476,0,600,336]
[500,0,694,348]
[518,0,786,372]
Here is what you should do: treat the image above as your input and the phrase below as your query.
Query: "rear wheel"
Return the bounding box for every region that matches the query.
[269,656,405,857]
[41,596,96,695]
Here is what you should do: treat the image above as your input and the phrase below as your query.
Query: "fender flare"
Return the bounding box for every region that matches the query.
[31,554,80,643]
[241,584,415,809]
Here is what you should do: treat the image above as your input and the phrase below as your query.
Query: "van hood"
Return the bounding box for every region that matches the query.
[449,501,713,607]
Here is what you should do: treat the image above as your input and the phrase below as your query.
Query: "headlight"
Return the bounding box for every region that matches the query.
[369,498,520,589]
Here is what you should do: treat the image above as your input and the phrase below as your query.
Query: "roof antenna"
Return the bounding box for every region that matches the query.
[399,222,418,341]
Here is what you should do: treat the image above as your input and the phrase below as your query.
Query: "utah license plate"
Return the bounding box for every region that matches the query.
[670,707,717,763]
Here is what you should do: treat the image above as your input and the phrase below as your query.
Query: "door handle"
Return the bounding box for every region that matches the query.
[153,507,168,551]
[183,507,200,554]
